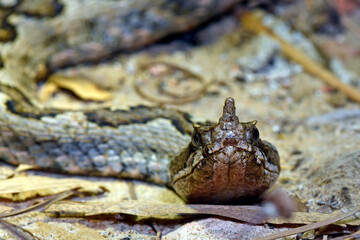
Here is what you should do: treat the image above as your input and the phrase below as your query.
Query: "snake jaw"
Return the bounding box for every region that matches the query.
[169,97,280,204]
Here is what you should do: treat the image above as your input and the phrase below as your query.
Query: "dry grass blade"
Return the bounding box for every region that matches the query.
[241,12,360,104]
[331,232,360,240]
[0,190,74,240]
[257,206,360,240]
[0,190,74,218]
[0,219,38,240]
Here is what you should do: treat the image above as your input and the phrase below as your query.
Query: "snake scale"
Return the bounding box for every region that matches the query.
[0,93,280,203]
[0,0,280,203]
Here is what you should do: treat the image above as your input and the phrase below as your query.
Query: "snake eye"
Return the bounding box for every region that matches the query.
[246,126,259,142]
[252,127,259,140]
[191,130,202,148]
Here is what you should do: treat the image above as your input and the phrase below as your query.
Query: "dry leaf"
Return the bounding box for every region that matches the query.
[38,81,59,102]
[14,164,37,174]
[47,200,360,227]
[269,211,360,226]
[25,222,106,240]
[0,176,106,200]
[46,200,197,219]
[189,204,268,224]
[4,164,38,179]
[0,166,15,180]
[47,75,112,101]
[0,205,13,214]
[46,200,267,224]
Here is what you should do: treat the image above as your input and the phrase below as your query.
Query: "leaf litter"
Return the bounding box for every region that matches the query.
[0,2,360,239]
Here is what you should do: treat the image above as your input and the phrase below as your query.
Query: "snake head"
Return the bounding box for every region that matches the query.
[170,97,280,204]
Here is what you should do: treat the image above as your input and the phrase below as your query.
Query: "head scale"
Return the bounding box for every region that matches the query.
[219,97,239,125]
[169,97,280,204]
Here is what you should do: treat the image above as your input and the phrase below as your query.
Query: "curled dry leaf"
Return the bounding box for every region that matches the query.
[0,176,106,201]
[38,81,59,102]
[5,164,38,179]
[43,75,113,102]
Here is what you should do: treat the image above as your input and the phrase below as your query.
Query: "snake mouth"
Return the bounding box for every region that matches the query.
[171,145,280,204]
[172,144,279,185]
[263,164,281,174]
[262,158,281,174]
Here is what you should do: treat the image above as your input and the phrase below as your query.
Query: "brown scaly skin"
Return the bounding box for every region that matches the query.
[0,92,279,203]
[170,97,280,204]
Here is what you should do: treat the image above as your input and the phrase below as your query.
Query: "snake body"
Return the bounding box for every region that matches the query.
[0,90,193,184]
[0,0,280,203]
[0,92,280,203]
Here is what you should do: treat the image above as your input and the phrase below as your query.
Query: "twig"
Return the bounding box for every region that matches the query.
[0,219,39,240]
[0,190,74,218]
[241,12,360,104]
[0,190,74,240]
[256,206,360,240]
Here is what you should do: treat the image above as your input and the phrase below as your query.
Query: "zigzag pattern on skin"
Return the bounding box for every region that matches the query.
[0,90,193,185]
[0,0,245,185]
[0,0,280,204]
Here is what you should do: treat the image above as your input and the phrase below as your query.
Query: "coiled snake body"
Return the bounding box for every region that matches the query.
[0,0,279,203]
[0,94,280,203]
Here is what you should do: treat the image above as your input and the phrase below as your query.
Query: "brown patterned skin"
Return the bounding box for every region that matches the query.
[0,92,280,203]
[170,97,280,203]
[1,1,279,204]
[0,90,192,185]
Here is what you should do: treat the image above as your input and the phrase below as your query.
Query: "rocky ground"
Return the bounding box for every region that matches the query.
[0,0,359,239]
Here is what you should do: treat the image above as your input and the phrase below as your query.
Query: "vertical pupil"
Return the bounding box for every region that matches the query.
[253,128,259,140]
[192,132,201,146]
